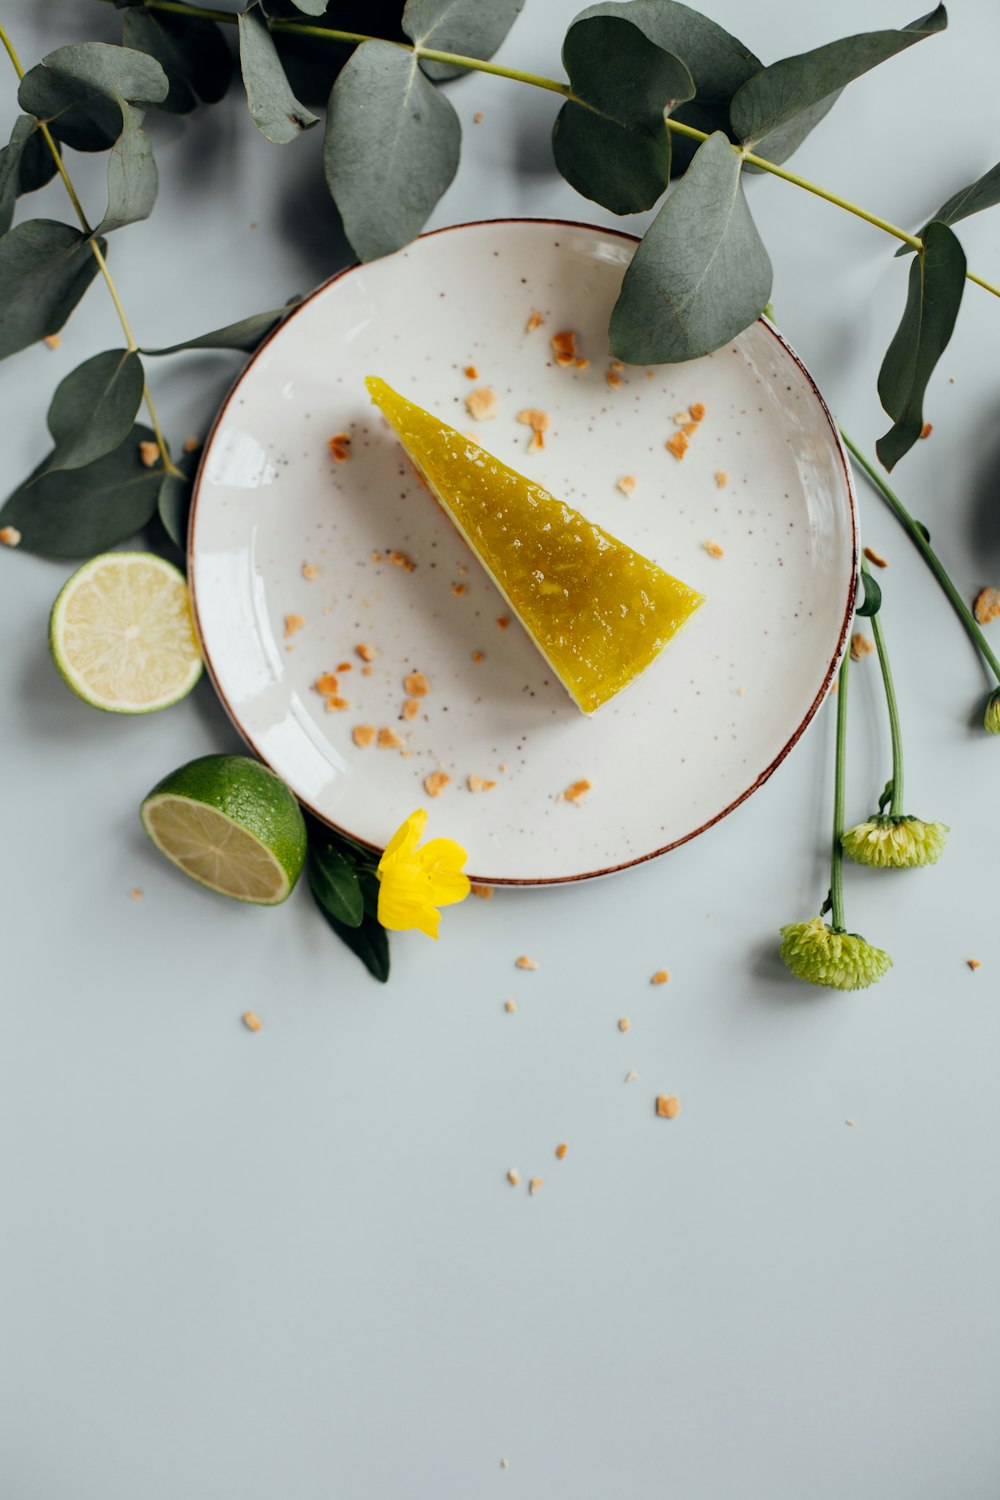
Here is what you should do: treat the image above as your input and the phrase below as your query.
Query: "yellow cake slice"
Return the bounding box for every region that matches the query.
[366,376,704,715]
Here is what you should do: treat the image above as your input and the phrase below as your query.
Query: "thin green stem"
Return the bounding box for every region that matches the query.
[0,20,181,476]
[840,428,1000,685]
[862,560,905,816]
[830,652,850,934]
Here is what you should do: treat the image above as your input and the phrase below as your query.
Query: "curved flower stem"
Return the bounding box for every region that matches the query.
[0,22,182,477]
[862,559,904,815]
[840,428,1000,686]
[829,652,850,933]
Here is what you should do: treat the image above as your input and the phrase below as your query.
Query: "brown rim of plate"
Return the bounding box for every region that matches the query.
[187,216,859,888]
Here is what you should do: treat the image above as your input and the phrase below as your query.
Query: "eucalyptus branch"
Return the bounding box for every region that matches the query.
[829,651,850,933]
[111,0,1000,300]
[0,21,182,477]
[840,428,1000,687]
[862,559,905,815]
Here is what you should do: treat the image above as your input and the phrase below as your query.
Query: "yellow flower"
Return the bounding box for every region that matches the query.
[779,917,892,991]
[842,815,948,868]
[376,808,470,938]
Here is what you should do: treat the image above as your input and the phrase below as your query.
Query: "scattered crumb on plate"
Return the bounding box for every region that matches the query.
[463,364,479,379]
[323,695,349,711]
[356,642,376,662]
[404,670,429,697]
[617,474,636,496]
[284,613,305,639]
[714,470,728,488]
[424,770,450,797]
[352,725,376,747]
[666,432,689,461]
[301,562,320,580]
[703,540,724,558]
[551,330,578,367]
[466,386,499,420]
[468,774,497,792]
[377,726,404,750]
[328,432,351,461]
[387,550,415,571]
[561,778,591,805]
[401,698,420,720]
[526,310,543,332]
[497,615,510,630]
[555,1143,568,1160]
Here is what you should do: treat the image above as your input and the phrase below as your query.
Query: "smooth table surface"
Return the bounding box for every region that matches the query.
[2,2,999,1496]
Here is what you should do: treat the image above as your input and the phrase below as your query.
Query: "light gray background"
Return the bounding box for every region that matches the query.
[2,2,999,1496]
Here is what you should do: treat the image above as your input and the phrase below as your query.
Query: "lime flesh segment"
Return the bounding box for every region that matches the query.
[50,551,202,714]
[140,754,307,905]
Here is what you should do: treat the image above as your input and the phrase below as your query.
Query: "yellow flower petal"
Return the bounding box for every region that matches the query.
[380,807,427,865]
[376,810,469,939]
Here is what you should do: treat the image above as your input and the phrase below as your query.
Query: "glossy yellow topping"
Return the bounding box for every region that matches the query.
[366,376,704,715]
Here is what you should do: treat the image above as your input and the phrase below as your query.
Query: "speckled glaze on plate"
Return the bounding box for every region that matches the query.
[189,219,858,885]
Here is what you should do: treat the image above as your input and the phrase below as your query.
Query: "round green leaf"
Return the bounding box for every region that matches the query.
[238,4,318,144]
[18,43,169,152]
[403,0,525,81]
[0,220,104,360]
[46,349,145,473]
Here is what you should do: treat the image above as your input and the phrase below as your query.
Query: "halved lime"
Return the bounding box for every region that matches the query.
[141,754,307,905]
[50,551,202,714]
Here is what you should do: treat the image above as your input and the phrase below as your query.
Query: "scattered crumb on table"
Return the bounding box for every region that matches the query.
[625,1070,639,1083]
[864,545,889,569]
[138,440,159,468]
[471,883,493,900]
[516,955,538,971]
[850,632,874,661]
[242,1011,262,1033]
[618,1017,630,1033]
[43,333,61,350]
[182,435,201,453]
[0,525,22,547]
[651,969,670,985]
[974,587,1000,624]
[920,422,933,439]
[968,958,982,971]
[656,1094,681,1119]
[129,888,143,900]
[528,1177,543,1195]
[507,1169,520,1186]
[504,999,516,1013]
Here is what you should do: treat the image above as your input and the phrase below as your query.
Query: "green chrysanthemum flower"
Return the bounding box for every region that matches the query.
[842,814,948,868]
[985,689,1000,735]
[779,917,892,991]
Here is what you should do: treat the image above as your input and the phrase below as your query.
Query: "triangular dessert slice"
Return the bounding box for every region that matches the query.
[366,376,704,715]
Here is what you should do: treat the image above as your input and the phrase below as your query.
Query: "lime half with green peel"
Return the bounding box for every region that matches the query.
[50,551,202,713]
[141,754,307,904]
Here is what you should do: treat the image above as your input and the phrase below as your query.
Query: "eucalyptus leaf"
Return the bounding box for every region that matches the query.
[98,102,158,233]
[313,869,390,981]
[575,1,761,174]
[402,0,525,81]
[552,16,694,214]
[609,130,772,364]
[44,348,145,473]
[876,220,965,471]
[158,447,199,550]
[0,220,104,360]
[122,10,234,112]
[0,117,34,237]
[238,4,319,144]
[18,42,169,152]
[287,0,330,14]
[856,570,882,617]
[309,842,365,927]
[896,160,1000,256]
[0,424,161,558]
[19,126,61,194]
[324,40,461,263]
[730,7,947,165]
[141,296,302,355]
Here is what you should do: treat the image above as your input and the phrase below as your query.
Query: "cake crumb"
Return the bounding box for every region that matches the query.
[651,969,670,985]
[672,411,691,426]
[498,763,508,773]
[703,540,724,558]
[387,550,415,572]
[352,725,376,747]
[516,955,538,971]
[920,421,933,439]
[362,666,373,676]
[328,432,351,461]
[404,670,429,697]
[625,1070,639,1083]
[528,1177,543,1196]
[452,582,466,596]
[471,883,493,900]
[689,402,706,422]
[667,432,689,461]
[967,958,982,971]
[497,615,510,630]
[714,470,728,488]
[656,1094,681,1119]
[500,1459,509,1471]
[574,357,589,370]
[551,330,578,366]
[504,999,516,1012]
[466,386,499,420]
[473,111,483,124]
[337,661,352,672]
[324,695,349,711]
[468,774,497,792]
[846,1119,856,1127]
[526,309,544,332]
[562,778,591,805]
[43,333,62,350]
[377,726,404,749]
[617,475,636,497]
[284,613,305,639]
[463,364,479,379]
[182,435,201,453]
[372,550,383,563]
[401,698,420,720]
[129,887,143,900]
[138,440,159,468]
[0,525,21,548]
[517,409,550,452]
[863,545,889,569]
[682,421,700,437]
[618,1017,630,1032]
[301,562,320,580]
[850,632,874,661]
[555,1143,568,1160]
[356,642,376,663]
[507,1168,520,1185]
[471,649,485,663]
[242,1011,262,1033]
[314,672,339,695]
[974,587,1000,624]
[424,770,450,797]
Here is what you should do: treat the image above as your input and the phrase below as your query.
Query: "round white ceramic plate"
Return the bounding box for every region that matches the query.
[189,219,857,885]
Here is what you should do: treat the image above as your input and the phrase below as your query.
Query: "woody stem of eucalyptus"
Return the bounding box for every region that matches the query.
[0,22,182,477]
[829,652,850,934]
[106,0,1000,301]
[840,429,1000,687]
[862,559,905,816]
